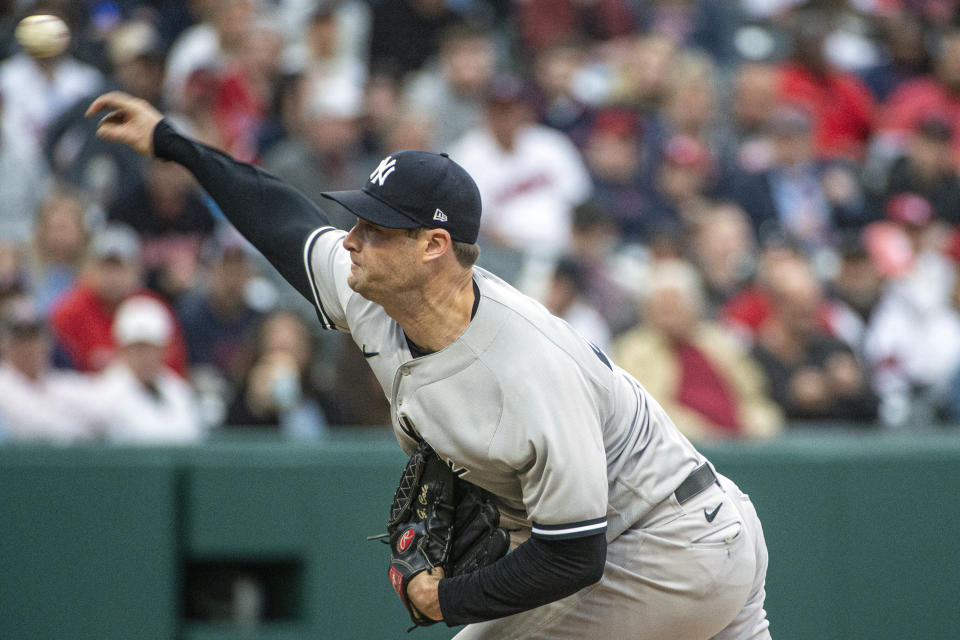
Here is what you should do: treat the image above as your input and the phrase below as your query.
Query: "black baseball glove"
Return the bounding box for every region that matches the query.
[384,441,510,628]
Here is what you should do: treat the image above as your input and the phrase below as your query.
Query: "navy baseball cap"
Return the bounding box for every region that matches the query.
[321,150,483,244]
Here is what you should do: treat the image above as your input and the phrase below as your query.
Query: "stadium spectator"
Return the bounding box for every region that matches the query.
[542,257,612,353]
[659,50,729,170]
[97,295,202,444]
[824,232,884,361]
[25,187,89,316]
[687,202,758,314]
[529,39,595,150]
[175,238,264,380]
[859,11,930,101]
[881,116,960,226]
[633,0,740,67]
[104,19,167,108]
[320,331,392,428]
[106,160,213,240]
[863,193,960,426]
[513,0,635,54]
[277,0,370,72]
[278,2,369,152]
[610,34,677,115]
[105,158,215,302]
[169,66,225,149]
[378,106,436,159]
[0,240,28,312]
[225,309,327,439]
[450,74,592,289]
[729,105,868,253]
[43,19,164,212]
[0,91,50,244]
[613,260,783,441]
[877,29,960,168]
[727,62,779,173]
[13,0,960,432]
[403,24,497,151]
[750,256,878,422]
[360,70,405,155]
[565,201,640,336]
[583,108,656,242]
[738,0,804,20]
[263,72,373,232]
[721,246,825,347]
[49,223,187,374]
[255,70,308,158]
[367,0,459,82]
[648,134,716,233]
[947,230,960,422]
[776,11,875,160]
[281,2,368,97]
[213,16,283,162]
[164,0,256,112]
[0,297,102,443]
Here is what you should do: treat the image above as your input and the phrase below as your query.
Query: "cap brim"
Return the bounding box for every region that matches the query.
[321,189,421,230]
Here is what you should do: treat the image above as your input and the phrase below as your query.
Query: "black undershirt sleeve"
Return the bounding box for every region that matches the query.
[152,119,331,301]
[437,531,607,626]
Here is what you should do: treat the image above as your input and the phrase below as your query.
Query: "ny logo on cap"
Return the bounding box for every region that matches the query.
[369,156,397,186]
[433,209,447,222]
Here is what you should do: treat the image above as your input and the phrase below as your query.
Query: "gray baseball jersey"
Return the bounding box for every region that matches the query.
[304,225,706,543]
[148,119,769,638]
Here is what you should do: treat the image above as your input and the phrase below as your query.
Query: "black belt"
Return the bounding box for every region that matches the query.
[674,463,719,505]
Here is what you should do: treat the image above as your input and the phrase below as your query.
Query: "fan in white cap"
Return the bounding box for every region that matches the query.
[112,296,172,347]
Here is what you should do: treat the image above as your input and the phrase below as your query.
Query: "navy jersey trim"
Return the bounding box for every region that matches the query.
[303,226,339,330]
[531,517,607,540]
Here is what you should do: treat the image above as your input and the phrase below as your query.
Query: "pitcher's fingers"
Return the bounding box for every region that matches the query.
[98,110,127,126]
[85,91,135,118]
[85,94,119,118]
[94,118,133,143]
[93,121,121,142]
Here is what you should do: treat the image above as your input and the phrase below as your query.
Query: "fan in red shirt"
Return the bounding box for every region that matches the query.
[49,224,187,375]
[213,21,282,163]
[877,29,960,168]
[776,11,875,161]
[721,245,836,346]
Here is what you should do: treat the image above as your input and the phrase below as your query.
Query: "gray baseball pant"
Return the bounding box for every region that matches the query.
[453,473,771,640]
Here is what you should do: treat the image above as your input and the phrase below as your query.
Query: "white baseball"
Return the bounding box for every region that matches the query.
[15,14,70,59]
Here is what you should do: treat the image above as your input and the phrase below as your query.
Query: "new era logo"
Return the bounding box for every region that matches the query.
[433,209,447,222]
[370,156,397,186]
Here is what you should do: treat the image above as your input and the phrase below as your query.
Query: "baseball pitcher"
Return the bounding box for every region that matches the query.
[88,91,771,639]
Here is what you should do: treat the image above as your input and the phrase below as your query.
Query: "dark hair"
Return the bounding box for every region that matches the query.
[405,228,480,268]
[572,200,613,231]
[452,240,481,268]
[553,256,586,292]
[917,116,954,142]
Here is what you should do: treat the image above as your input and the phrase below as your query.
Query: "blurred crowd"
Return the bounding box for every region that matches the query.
[3,0,960,446]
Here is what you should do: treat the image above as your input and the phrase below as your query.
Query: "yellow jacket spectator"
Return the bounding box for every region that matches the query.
[614,260,783,441]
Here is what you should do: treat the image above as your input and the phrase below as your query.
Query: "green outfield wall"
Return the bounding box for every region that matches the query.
[1,429,958,640]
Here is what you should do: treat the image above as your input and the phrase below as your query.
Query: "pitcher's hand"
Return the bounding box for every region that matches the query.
[407,567,444,622]
[86,91,164,156]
